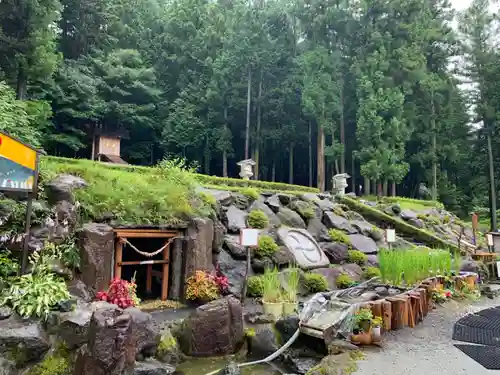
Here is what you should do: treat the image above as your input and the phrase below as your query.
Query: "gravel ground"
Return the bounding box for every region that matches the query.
[354,297,500,375]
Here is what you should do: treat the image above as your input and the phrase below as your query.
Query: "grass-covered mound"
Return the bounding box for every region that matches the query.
[41,157,212,225]
[362,195,443,211]
[339,196,460,251]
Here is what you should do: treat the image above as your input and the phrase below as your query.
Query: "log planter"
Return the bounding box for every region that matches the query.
[365,274,477,335]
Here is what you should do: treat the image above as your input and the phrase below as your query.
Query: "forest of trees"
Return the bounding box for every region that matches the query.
[0,0,500,217]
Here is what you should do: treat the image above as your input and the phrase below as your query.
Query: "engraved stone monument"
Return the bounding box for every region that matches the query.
[277,228,330,270]
[332,173,350,196]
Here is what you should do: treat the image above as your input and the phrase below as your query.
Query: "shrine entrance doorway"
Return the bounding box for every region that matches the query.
[113,229,182,301]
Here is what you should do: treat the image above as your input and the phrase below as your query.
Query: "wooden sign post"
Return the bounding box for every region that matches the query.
[472,213,478,246]
[239,228,259,302]
[0,132,44,275]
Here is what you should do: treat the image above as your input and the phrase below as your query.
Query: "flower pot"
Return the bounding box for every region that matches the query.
[371,326,381,340]
[282,301,298,316]
[465,275,476,287]
[351,331,372,345]
[360,319,371,332]
[263,301,283,319]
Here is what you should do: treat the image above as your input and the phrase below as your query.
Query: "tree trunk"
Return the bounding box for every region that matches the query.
[308,120,313,187]
[383,179,388,197]
[351,155,356,194]
[340,81,345,174]
[391,181,396,197]
[377,181,383,197]
[254,73,262,179]
[271,160,276,182]
[289,143,294,184]
[317,124,325,192]
[222,107,228,177]
[204,134,210,174]
[431,90,437,201]
[244,66,252,160]
[487,130,497,231]
[16,64,27,100]
[364,178,370,197]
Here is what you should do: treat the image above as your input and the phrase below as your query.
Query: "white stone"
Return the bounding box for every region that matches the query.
[236,159,256,180]
[332,173,351,196]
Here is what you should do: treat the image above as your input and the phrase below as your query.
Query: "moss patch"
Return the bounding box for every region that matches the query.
[26,343,72,375]
[328,229,351,246]
[347,250,367,265]
[340,196,459,251]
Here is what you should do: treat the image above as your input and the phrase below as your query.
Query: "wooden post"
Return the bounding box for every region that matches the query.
[381,300,392,332]
[370,300,383,318]
[387,297,405,330]
[161,239,170,301]
[401,295,410,327]
[115,237,123,280]
[415,288,427,318]
[146,264,153,294]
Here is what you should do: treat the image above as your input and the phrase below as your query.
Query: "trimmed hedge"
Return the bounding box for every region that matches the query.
[362,195,443,209]
[339,196,459,251]
[44,156,318,193]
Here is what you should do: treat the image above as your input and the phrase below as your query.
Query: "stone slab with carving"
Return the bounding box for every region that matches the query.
[277,228,330,270]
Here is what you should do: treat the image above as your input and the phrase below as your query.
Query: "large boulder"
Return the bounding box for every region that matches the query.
[212,218,227,253]
[401,209,418,221]
[307,218,331,242]
[67,279,92,301]
[347,234,378,254]
[223,206,247,234]
[320,242,349,264]
[248,324,280,358]
[79,223,114,293]
[178,296,244,356]
[184,217,214,277]
[156,327,184,365]
[264,195,281,213]
[277,207,306,229]
[0,318,50,367]
[74,305,136,375]
[223,235,247,260]
[127,307,161,357]
[45,174,87,204]
[216,250,252,298]
[322,212,356,234]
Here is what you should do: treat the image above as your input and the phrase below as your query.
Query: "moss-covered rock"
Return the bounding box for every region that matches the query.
[26,343,72,375]
[156,327,185,365]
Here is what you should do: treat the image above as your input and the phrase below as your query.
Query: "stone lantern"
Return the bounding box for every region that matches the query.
[332,173,350,196]
[237,159,256,180]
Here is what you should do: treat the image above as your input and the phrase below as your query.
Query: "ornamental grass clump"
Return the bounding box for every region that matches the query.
[283,267,300,302]
[262,267,281,303]
[378,248,452,286]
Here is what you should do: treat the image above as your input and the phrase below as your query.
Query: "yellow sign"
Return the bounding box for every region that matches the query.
[0,132,38,192]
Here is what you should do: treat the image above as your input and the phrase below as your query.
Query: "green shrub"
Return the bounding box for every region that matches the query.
[247,275,264,297]
[240,187,260,200]
[1,251,70,320]
[328,229,351,245]
[247,209,269,229]
[348,250,367,265]
[364,266,381,279]
[26,343,71,375]
[303,273,328,293]
[199,191,217,207]
[255,236,279,257]
[335,273,354,289]
[0,251,18,279]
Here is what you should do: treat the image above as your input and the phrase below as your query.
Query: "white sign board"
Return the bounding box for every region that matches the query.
[487,233,494,247]
[385,229,396,243]
[496,261,500,277]
[240,228,260,247]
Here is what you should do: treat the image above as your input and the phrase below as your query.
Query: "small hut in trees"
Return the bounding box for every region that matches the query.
[91,126,129,164]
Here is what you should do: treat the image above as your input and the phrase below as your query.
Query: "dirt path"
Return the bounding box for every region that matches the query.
[354,297,500,375]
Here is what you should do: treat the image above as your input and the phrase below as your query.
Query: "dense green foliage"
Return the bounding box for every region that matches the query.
[1,0,499,218]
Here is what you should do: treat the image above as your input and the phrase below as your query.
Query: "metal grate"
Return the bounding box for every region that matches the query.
[454,344,500,370]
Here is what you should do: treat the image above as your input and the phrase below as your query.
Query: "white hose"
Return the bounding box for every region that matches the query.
[204,277,380,375]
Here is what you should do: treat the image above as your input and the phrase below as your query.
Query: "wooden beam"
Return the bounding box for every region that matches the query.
[118,260,169,266]
[146,264,153,294]
[113,229,179,238]
[115,239,123,279]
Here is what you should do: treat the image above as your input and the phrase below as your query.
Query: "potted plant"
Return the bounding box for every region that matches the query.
[371,316,383,341]
[282,267,300,316]
[262,267,283,319]
[350,307,373,345]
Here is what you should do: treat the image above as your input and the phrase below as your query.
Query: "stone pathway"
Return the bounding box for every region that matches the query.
[354,297,500,375]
